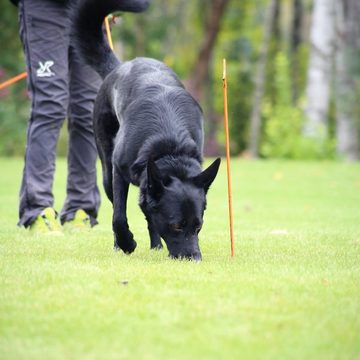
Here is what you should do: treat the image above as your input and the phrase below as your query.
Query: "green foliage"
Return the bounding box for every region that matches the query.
[115,2,203,77]
[0,89,28,156]
[1,158,360,358]
[351,47,360,144]
[261,53,335,159]
[212,1,259,154]
[0,1,29,156]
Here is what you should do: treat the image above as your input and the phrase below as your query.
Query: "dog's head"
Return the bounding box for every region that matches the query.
[143,158,221,261]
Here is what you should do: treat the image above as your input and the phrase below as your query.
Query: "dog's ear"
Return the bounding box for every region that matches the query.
[192,158,221,193]
[147,158,163,199]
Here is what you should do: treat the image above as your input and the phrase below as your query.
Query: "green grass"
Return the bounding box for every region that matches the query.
[0,158,359,359]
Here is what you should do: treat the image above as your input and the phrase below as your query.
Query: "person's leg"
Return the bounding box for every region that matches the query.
[60,45,101,226]
[18,0,69,227]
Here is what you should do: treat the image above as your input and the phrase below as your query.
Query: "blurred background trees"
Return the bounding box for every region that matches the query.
[0,0,29,156]
[0,0,359,160]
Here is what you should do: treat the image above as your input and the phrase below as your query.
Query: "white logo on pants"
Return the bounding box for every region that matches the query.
[36,61,55,77]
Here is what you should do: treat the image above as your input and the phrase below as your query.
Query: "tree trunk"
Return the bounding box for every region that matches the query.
[303,0,336,138]
[186,0,229,157]
[290,0,303,104]
[187,0,230,101]
[203,59,221,156]
[334,0,360,160]
[247,0,278,158]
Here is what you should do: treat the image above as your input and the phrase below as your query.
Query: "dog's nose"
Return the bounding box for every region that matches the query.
[169,252,202,261]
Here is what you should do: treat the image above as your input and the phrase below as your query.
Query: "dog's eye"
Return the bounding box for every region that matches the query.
[169,223,183,232]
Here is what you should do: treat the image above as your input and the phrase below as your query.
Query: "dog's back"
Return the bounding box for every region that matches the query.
[100,57,204,184]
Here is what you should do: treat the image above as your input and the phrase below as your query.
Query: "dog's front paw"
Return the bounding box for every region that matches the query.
[150,234,163,250]
[151,243,163,250]
[114,230,137,254]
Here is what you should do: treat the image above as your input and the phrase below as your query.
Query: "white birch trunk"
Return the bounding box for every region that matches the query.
[303,0,335,138]
[334,0,360,160]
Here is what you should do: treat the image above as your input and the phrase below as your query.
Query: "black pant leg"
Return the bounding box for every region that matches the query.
[18,0,70,227]
[60,45,102,225]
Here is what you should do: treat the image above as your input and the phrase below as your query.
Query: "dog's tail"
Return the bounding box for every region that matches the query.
[72,0,150,79]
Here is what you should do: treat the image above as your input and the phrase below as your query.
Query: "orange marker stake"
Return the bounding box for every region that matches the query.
[222,59,235,257]
[0,71,27,90]
[104,16,114,50]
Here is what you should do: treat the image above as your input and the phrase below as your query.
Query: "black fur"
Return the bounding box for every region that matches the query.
[73,0,220,260]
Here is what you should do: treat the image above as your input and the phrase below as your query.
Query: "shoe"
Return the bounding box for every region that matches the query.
[29,207,63,236]
[63,209,92,232]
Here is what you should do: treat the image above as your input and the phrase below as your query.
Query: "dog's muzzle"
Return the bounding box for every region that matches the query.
[170,251,202,262]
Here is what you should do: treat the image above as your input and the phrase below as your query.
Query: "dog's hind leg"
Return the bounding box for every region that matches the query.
[102,160,113,202]
[93,104,118,202]
[112,165,137,254]
[97,137,113,202]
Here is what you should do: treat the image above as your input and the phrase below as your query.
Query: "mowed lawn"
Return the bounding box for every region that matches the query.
[0,158,359,359]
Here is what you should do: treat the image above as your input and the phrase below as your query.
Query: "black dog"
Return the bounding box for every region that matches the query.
[73,0,220,260]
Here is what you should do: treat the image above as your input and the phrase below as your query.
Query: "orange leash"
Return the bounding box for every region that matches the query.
[0,71,27,90]
[222,59,235,257]
[104,16,114,50]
